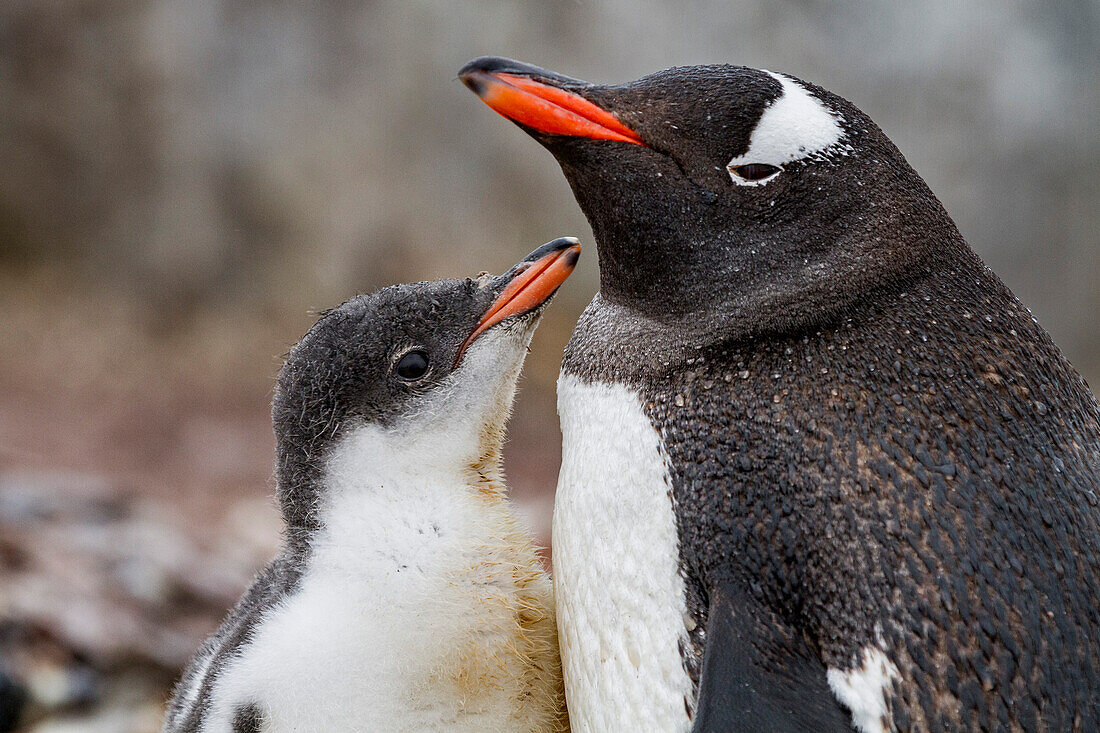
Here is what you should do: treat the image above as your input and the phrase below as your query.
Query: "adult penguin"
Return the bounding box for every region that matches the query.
[460,58,1100,732]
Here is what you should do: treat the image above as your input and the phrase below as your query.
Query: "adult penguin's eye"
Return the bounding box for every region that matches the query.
[728,163,782,183]
[395,350,430,381]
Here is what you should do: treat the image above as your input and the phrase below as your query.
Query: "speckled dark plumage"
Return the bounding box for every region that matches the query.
[630,260,1100,730]
[463,57,1100,729]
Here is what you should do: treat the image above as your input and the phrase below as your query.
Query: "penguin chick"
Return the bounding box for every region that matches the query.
[164,238,581,733]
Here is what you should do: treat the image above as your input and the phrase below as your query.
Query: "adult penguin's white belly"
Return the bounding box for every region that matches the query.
[552,373,695,733]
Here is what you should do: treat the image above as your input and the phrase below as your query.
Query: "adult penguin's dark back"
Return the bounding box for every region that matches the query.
[461,58,1100,731]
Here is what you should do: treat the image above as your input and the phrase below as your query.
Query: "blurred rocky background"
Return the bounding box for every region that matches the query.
[0,0,1097,730]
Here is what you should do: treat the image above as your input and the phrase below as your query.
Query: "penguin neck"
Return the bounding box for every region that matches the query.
[584,197,724,323]
[567,239,974,386]
[330,419,502,486]
[288,420,512,569]
[584,197,821,340]
[566,242,994,397]
[579,226,967,379]
[275,416,509,557]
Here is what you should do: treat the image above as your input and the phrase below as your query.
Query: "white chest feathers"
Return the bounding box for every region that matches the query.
[200,426,565,732]
[553,375,694,732]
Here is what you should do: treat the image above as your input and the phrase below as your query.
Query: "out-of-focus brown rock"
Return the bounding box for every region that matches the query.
[0,469,281,730]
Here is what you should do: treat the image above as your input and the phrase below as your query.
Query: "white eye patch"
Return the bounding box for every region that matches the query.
[726,71,845,187]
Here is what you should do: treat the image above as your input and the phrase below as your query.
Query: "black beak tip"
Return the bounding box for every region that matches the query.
[533,236,581,260]
[460,56,520,79]
[459,56,585,90]
[501,237,581,281]
[459,71,487,95]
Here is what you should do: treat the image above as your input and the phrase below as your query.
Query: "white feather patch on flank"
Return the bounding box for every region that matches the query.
[553,375,694,733]
[827,642,901,733]
[727,71,845,185]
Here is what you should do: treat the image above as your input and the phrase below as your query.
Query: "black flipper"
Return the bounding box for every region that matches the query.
[692,581,854,733]
[232,703,264,733]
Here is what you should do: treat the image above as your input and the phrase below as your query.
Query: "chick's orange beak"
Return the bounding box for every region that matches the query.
[457,239,582,363]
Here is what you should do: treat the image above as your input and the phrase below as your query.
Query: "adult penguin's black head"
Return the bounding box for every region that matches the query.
[460,57,966,346]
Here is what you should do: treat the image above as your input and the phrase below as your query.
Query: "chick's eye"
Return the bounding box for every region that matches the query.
[728,163,782,183]
[395,350,430,381]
